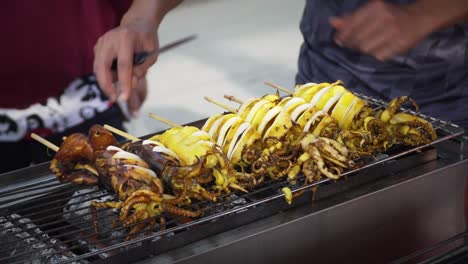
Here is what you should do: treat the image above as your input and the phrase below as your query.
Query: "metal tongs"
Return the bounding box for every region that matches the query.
[110,34,197,70]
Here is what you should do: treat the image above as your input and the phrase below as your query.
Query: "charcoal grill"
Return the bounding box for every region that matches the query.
[1,94,467,264]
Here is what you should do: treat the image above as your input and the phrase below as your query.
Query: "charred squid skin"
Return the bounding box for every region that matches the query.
[362,116,390,152]
[336,130,373,159]
[310,138,349,167]
[300,134,345,180]
[162,181,191,206]
[269,159,293,180]
[390,113,437,144]
[162,156,205,183]
[93,145,178,240]
[307,145,340,180]
[123,140,205,204]
[302,158,317,184]
[160,154,220,202]
[124,140,181,177]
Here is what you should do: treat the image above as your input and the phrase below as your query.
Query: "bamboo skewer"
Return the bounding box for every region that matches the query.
[30,133,98,175]
[223,95,244,105]
[103,124,140,141]
[148,113,183,128]
[31,133,60,152]
[203,96,238,113]
[223,95,244,104]
[264,81,293,95]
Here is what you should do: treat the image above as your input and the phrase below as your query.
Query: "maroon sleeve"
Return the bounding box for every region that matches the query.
[0,0,131,108]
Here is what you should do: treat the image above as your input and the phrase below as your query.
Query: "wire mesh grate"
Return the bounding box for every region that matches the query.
[0,94,466,263]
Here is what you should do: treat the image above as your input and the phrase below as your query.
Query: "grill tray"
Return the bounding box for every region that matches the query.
[0,94,465,264]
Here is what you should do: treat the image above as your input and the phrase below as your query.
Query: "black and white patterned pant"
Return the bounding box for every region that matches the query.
[0,75,126,174]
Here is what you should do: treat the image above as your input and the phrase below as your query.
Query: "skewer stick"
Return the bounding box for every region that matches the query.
[31,133,59,152]
[103,124,140,141]
[223,95,244,104]
[148,113,183,128]
[31,133,98,175]
[203,96,238,113]
[264,81,293,95]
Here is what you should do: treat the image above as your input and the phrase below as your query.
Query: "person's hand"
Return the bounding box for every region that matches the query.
[94,19,158,103]
[330,0,432,61]
[127,76,148,118]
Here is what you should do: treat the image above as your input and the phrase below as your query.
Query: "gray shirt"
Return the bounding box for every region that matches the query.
[296,0,468,128]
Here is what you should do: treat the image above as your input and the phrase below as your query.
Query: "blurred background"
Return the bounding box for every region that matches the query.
[126,0,305,137]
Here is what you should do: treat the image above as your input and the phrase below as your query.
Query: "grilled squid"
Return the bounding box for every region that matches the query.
[292,134,353,182]
[149,126,248,200]
[293,81,437,152]
[201,113,263,181]
[92,143,200,239]
[125,138,220,202]
[202,110,299,182]
[378,96,437,146]
[50,133,99,185]
[50,125,199,240]
[206,92,354,185]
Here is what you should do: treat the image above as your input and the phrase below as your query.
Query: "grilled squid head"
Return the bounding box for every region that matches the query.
[50,133,98,185]
[88,124,120,151]
[94,145,164,201]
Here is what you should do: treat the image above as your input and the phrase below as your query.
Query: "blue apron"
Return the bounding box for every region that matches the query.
[296,0,468,129]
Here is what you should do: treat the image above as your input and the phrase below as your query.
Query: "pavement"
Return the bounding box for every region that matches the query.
[124,0,305,137]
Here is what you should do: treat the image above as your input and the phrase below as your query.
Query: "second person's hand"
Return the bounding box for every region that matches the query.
[329,0,433,61]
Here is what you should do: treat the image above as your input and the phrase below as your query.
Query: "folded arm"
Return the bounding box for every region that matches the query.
[330,0,468,61]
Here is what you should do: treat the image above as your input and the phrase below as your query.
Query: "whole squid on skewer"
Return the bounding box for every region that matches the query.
[203,95,353,184]
[225,91,341,139]
[32,125,200,240]
[265,81,437,152]
[147,113,250,200]
[203,96,303,182]
[104,124,225,203]
[203,95,354,205]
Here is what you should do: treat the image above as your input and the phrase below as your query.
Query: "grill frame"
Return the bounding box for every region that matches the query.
[0,94,466,264]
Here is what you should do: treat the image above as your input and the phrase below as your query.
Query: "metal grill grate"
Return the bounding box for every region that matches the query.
[0,95,466,264]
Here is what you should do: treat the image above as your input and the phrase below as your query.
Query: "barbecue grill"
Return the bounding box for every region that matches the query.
[1,94,467,264]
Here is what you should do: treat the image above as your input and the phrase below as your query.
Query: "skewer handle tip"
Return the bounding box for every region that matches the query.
[264,81,293,95]
[31,133,98,175]
[148,113,182,128]
[204,96,238,113]
[31,133,59,152]
[103,124,140,141]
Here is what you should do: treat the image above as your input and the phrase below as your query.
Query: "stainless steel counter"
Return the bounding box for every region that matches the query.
[138,139,468,264]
